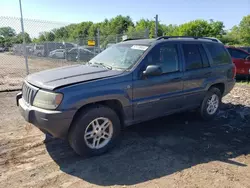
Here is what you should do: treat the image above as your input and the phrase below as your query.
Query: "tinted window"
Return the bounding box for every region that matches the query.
[199,45,209,67]
[183,44,202,70]
[206,43,231,65]
[228,48,248,59]
[239,47,250,53]
[146,44,179,73]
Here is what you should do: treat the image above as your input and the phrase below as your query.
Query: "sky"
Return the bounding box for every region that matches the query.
[0,0,249,37]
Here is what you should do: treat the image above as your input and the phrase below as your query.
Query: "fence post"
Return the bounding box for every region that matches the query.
[19,0,29,75]
[97,28,100,53]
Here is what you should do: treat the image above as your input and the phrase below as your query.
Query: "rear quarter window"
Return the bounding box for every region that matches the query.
[205,43,231,65]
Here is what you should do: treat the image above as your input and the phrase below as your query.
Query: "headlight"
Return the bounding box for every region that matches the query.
[33,90,63,110]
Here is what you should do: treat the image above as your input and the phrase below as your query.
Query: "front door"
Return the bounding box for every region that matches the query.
[132,43,184,122]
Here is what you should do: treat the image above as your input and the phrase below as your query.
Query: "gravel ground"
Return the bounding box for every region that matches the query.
[0,53,75,91]
[0,84,250,188]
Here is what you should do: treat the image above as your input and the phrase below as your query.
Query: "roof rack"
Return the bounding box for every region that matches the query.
[122,38,145,41]
[156,36,219,42]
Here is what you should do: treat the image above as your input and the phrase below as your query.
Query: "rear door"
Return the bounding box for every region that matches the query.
[181,43,211,107]
[227,48,250,76]
[133,42,184,121]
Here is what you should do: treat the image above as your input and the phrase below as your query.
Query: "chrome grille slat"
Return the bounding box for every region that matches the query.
[22,82,38,105]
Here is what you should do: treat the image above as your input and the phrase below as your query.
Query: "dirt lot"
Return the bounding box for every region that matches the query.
[0,53,74,91]
[0,84,250,188]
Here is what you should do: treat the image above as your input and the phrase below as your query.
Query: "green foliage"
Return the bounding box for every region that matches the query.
[174,20,225,37]
[163,24,179,36]
[0,27,16,37]
[0,27,31,47]
[15,32,32,44]
[238,15,250,45]
[1,14,250,47]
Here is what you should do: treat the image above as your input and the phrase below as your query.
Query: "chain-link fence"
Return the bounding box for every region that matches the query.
[0,16,149,91]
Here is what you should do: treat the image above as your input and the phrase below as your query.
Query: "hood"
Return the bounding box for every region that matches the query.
[26,64,122,90]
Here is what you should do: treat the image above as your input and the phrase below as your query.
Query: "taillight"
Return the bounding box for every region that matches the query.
[232,64,236,78]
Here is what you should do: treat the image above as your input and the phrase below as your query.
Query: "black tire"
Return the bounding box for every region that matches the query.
[68,105,121,156]
[200,87,222,120]
[37,53,42,57]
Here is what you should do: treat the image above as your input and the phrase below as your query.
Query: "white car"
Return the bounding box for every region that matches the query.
[49,49,65,59]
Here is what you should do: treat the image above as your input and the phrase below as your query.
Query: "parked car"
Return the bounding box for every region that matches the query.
[33,45,45,57]
[226,46,250,78]
[49,49,65,59]
[33,42,75,57]
[0,47,4,52]
[81,45,102,54]
[239,47,250,53]
[0,47,8,52]
[17,36,235,156]
[66,47,95,62]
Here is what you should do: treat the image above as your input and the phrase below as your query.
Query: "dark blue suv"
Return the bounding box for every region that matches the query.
[17,36,236,156]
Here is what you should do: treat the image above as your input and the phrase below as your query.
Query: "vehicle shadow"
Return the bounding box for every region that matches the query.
[45,102,250,186]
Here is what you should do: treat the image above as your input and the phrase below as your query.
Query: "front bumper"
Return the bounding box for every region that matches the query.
[17,92,76,139]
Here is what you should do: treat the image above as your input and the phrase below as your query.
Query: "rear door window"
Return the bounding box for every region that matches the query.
[182,44,203,70]
[199,45,209,67]
[205,43,231,65]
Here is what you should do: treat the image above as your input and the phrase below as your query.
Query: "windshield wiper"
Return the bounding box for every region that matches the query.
[89,62,112,70]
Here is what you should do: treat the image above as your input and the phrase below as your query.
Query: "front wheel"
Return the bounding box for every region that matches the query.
[199,87,222,120]
[68,105,121,156]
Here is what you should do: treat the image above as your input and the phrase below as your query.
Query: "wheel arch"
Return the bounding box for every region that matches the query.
[208,83,225,95]
[68,99,126,136]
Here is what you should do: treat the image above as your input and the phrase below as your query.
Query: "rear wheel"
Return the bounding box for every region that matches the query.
[200,87,222,120]
[68,105,121,156]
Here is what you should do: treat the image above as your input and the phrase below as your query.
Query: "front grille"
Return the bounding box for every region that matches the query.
[22,82,38,104]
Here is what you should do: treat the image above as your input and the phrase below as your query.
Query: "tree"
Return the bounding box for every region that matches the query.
[71,21,93,42]
[163,24,179,36]
[221,26,241,45]
[209,20,225,38]
[53,27,69,41]
[15,32,32,44]
[44,32,55,41]
[0,27,17,47]
[238,15,250,45]
[175,19,225,38]
[0,27,16,37]
[37,33,46,42]
[108,15,134,35]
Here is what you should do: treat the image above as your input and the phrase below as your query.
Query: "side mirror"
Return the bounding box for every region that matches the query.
[246,56,250,61]
[143,65,162,77]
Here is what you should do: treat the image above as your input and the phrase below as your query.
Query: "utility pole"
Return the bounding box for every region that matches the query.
[154,14,158,38]
[19,0,29,75]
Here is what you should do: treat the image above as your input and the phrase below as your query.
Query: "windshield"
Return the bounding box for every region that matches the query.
[89,44,149,70]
